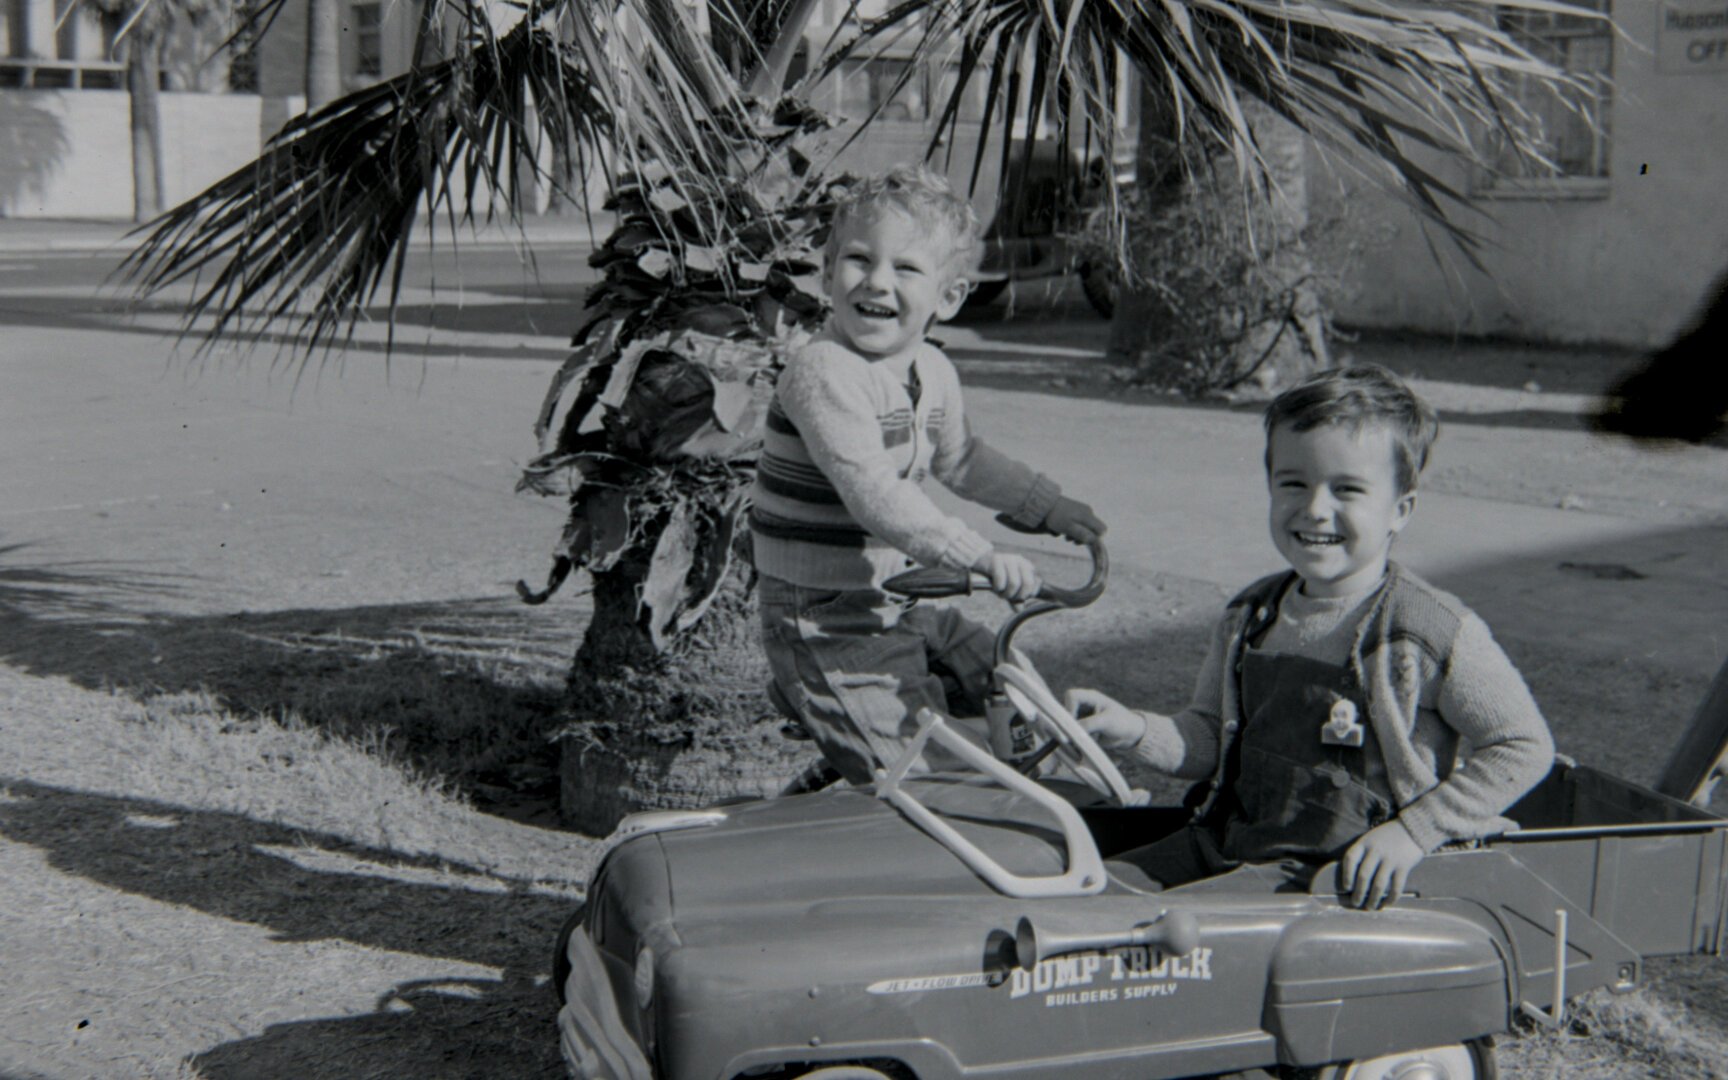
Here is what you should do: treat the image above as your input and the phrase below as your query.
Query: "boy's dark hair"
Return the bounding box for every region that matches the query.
[1263,364,1440,493]
[825,164,984,280]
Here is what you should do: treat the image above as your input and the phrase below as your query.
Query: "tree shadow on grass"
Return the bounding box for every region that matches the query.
[0,540,575,818]
[0,779,571,1079]
[191,974,567,1079]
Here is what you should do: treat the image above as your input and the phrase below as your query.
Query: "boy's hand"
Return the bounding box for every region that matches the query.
[1043,496,1106,544]
[1063,688,1149,752]
[975,552,1041,603]
[1338,821,1425,910]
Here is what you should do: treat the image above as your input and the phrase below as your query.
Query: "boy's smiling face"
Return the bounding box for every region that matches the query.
[826,207,969,363]
[1267,420,1416,598]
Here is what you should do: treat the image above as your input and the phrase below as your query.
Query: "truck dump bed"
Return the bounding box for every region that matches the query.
[1321,761,1728,1024]
[1492,762,1728,961]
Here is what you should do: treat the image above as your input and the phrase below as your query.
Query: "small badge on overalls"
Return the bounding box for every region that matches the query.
[1321,697,1365,747]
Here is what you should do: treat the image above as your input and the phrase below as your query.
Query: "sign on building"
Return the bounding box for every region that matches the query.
[1658,0,1728,72]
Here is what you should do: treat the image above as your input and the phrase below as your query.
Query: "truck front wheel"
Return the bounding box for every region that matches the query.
[1316,1037,1496,1080]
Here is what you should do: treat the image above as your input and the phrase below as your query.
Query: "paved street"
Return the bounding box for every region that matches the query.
[3,217,1723,678]
[0,230,605,618]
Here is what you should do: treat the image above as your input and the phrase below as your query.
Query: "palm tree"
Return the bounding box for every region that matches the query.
[112,0,1599,833]
[89,0,220,221]
[304,0,341,109]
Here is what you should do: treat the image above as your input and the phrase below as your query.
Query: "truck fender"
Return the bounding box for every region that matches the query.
[1375,847,1645,1022]
[558,921,654,1080]
[1264,907,1507,1066]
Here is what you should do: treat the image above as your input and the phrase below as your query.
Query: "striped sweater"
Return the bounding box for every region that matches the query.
[749,334,1061,591]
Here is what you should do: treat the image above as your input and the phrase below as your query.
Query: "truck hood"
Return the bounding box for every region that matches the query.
[653,779,1075,918]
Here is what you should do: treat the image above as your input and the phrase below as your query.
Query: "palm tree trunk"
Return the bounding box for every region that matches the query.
[305,0,342,111]
[1229,101,1330,394]
[746,0,821,98]
[1105,79,1187,370]
[558,557,809,836]
[549,0,832,837]
[126,32,164,223]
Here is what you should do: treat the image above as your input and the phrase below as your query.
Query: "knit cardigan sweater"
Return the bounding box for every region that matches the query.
[749,334,1060,591]
[1127,563,1555,852]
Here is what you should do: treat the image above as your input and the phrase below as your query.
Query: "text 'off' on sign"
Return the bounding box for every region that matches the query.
[1659,0,1728,72]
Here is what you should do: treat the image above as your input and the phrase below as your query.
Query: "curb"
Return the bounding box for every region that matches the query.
[0,228,137,255]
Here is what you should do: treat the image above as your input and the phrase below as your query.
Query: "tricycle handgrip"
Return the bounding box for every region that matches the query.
[881,566,992,598]
[992,512,1052,536]
[882,537,1108,607]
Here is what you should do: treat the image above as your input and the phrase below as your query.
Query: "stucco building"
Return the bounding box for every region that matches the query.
[1315,0,1728,347]
[1,0,425,218]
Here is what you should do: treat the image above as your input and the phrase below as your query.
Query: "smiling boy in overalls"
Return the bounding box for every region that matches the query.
[1068,365,1555,909]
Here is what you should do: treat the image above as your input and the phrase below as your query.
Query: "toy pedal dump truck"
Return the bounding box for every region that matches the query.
[553,543,1728,1080]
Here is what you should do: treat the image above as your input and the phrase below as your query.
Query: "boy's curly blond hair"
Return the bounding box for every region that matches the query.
[825,164,984,281]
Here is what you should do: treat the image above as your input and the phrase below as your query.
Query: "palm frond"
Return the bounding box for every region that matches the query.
[822,0,1606,248]
[116,0,755,361]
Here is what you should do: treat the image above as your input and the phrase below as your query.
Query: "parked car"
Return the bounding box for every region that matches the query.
[966,140,1127,319]
[553,543,1728,1080]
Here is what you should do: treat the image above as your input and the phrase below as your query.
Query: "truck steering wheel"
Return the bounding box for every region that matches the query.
[882,532,1142,805]
[996,649,1149,808]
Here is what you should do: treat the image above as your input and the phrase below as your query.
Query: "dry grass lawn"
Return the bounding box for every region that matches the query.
[4,561,1724,1078]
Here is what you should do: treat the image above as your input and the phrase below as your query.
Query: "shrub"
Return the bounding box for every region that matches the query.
[1074,154,1379,397]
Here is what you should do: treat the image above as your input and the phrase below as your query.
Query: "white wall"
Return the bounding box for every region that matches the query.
[0,89,274,218]
[1318,4,1728,348]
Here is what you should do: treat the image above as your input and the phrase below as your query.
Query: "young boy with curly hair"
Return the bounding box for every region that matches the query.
[1069,364,1554,909]
[751,164,1105,785]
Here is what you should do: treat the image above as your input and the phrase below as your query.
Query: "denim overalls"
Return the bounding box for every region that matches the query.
[1114,586,1396,894]
[1218,647,1394,863]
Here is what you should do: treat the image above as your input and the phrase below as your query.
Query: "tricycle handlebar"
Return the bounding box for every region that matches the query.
[882,533,1107,609]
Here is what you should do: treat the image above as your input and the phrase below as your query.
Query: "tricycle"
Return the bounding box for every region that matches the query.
[553,539,1728,1079]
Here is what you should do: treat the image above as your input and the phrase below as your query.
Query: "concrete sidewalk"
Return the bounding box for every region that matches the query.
[0,212,615,254]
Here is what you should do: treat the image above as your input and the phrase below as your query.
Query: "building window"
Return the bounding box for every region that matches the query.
[55,0,79,62]
[1,0,121,89]
[81,64,121,89]
[1480,0,1612,193]
[352,1,383,78]
[0,59,124,89]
